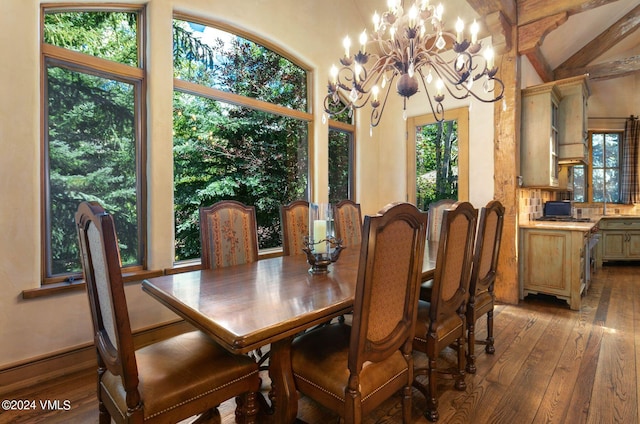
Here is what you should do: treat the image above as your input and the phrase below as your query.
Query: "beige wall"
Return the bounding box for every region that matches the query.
[0,0,367,369]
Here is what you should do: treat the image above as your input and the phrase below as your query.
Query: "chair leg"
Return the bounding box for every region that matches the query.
[97,368,111,424]
[235,391,259,424]
[454,337,467,391]
[402,383,412,424]
[98,399,110,424]
[425,356,439,422]
[485,309,495,354]
[466,319,477,374]
[344,386,362,424]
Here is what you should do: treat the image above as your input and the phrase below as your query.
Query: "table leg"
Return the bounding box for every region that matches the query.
[269,335,298,423]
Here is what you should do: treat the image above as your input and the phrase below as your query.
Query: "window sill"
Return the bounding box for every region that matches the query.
[22,269,164,300]
[24,249,285,299]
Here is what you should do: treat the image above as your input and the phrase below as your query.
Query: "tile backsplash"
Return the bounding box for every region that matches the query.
[519,189,554,223]
[518,188,640,223]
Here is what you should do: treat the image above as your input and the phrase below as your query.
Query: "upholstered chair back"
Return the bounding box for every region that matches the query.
[333,199,362,247]
[429,201,478,326]
[426,198,456,242]
[199,200,259,269]
[75,202,141,408]
[280,200,309,256]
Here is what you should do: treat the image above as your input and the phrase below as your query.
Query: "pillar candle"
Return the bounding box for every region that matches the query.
[313,220,327,253]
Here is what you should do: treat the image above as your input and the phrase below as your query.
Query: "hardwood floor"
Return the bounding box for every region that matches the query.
[1,262,638,423]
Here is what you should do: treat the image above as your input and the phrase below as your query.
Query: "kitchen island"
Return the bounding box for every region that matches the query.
[519,220,598,310]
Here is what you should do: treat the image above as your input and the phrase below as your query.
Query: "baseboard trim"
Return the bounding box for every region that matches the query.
[0,320,194,396]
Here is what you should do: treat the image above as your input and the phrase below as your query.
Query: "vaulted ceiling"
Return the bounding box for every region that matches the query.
[514,0,640,82]
[353,0,640,84]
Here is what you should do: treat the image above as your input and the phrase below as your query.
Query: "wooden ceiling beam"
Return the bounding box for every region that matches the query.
[466,0,517,26]
[486,10,513,55]
[518,13,568,52]
[518,0,612,27]
[464,1,515,57]
[554,4,640,78]
[557,55,640,81]
[518,13,567,82]
[523,48,555,82]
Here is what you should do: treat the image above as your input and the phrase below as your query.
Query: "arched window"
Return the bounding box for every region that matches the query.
[172,17,311,260]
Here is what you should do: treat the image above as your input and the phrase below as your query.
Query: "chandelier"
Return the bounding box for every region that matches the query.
[323,0,505,127]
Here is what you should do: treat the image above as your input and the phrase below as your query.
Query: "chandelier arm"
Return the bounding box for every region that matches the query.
[429,60,478,101]
[370,73,397,128]
[323,94,352,116]
[417,68,445,122]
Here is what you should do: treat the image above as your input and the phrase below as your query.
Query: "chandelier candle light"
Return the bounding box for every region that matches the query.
[324,0,505,128]
[303,203,344,274]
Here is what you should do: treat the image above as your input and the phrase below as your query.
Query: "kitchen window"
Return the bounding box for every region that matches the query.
[573,131,622,203]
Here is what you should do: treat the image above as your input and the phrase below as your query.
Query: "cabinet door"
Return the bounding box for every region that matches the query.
[602,231,626,259]
[627,232,640,258]
[522,230,571,295]
[521,84,560,188]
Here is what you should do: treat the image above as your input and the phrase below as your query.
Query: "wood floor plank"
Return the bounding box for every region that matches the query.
[563,269,612,423]
[532,272,602,424]
[587,265,637,424]
[482,305,574,423]
[433,303,534,422]
[635,267,640,424]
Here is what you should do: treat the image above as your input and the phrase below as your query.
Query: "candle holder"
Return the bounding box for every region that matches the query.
[302,236,344,274]
[302,202,344,274]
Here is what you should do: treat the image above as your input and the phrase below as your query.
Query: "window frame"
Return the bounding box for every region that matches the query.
[171,14,314,263]
[40,5,148,285]
[574,130,623,204]
[328,117,356,202]
[406,107,469,208]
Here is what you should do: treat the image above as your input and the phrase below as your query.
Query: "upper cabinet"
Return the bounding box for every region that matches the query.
[521,82,561,188]
[521,75,591,188]
[557,75,590,165]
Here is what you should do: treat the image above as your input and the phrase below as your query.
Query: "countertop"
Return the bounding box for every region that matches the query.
[598,215,640,220]
[519,220,598,231]
[520,214,640,231]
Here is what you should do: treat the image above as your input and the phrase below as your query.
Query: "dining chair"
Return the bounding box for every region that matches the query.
[291,202,427,424]
[200,200,270,370]
[466,200,505,374]
[426,198,456,242]
[75,201,260,424]
[412,201,478,422]
[420,198,456,301]
[199,200,259,269]
[280,199,309,256]
[333,199,363,247]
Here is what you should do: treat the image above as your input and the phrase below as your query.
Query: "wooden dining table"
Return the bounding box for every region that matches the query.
[141,240,438,423]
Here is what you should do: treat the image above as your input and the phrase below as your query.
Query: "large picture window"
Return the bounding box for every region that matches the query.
[172,18,311,261]
[42,8,145,281]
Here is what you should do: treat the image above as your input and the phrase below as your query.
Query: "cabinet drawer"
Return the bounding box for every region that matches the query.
[599,219,640,230]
